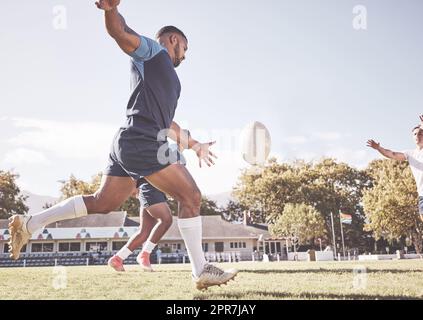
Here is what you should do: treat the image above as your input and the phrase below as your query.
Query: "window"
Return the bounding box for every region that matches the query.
[70,243,81,252]
[214,242,224,252]
[271,242,277,254]
[234,242,238,248]
[43,243,53,252]
[243,242,246,248]
[230,242,234,249]
[59,243,69,252]
[59,243,81,252]
[202,243,209,252]
[86,242,107,252]
[31,243,53,253]
[276,242,281,253]
[32,243,42,252]
[112,241,127,251]
[4,244,26,253]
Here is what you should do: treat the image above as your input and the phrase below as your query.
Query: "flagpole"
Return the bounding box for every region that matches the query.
[330,212,337,259]
[339,211,346,258]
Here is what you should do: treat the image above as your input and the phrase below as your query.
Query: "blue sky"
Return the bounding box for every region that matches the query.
[1,0,422,197]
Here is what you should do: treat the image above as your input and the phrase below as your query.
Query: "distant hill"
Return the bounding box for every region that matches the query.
[21,191,59,215]
[206,191,235,208]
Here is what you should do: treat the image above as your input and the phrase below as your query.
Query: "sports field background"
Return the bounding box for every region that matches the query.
[1,260,422,300]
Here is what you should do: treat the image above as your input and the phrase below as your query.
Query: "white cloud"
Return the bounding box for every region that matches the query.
[6,117,117,160]
[311,132,343,141]
[281,132,343,147]
[282,136,309,145]
[185,150,247,195]
[323,148,376,168]
[1,148,51,166]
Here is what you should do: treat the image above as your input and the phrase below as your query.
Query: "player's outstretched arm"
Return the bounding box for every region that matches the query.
[366,139,406,161]
[95,0,140,54]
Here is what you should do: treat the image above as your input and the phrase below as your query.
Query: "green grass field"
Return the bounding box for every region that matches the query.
[1,260,423,300]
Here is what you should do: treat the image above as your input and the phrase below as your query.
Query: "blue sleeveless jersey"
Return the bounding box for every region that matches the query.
[109,36,181,179]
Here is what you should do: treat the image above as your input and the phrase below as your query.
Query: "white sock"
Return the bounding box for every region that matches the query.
[142,240,156,254]
[178,216,207,278]
[117,246,132,260]
[26,196,87,234]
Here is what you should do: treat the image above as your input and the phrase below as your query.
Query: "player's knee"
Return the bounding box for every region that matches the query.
[161,214,173,229]
[85,190,121,214]
[192,188,202,208]
[180,188,202,213]
[94,206,114,214]
[90,197,117,214]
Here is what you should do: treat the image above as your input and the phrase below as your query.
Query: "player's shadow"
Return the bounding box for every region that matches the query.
[194,290,422,300]
[239,268,423,274]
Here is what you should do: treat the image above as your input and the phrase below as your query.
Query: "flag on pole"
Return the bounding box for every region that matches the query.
[340,213,352,224]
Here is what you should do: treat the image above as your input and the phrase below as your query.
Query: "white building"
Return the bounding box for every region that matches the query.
[0,212,288,266]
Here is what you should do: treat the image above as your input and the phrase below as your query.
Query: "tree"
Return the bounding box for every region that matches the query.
[59,174,101,199]
[0,170,28,219]
[221,200,246,222]
[233,158,372,250]
[58,173,140,216]
[168,196,221,216]
[269,203,327,245]
[363,159,423,253]
[199,197,221,216]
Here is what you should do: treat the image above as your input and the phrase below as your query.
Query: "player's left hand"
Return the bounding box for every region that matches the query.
[95,0,120,11]
[419,114,423,125]
[192,141,218,168]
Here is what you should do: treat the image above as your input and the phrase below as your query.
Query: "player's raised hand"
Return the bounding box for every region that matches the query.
[366,139,380,150]
[95,0,120,11]
[192,141,218,168]
[419,115,423,124]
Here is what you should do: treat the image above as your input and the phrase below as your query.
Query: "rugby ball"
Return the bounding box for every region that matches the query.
[241,121,271,166]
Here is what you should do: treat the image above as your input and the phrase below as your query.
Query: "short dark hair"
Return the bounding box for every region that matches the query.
[156,26,187,42]
[412,126,421,132]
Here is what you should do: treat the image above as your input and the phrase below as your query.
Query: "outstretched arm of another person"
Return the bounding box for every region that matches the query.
[366,139,407,161]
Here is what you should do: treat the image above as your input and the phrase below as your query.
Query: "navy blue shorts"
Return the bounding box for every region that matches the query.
[104,142,186,208]
[137,178,167,208]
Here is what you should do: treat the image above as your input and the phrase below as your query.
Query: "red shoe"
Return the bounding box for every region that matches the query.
[108,255,125,272]
[137,251,153,272]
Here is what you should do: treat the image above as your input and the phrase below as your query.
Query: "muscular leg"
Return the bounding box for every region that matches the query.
[113,202,173,271]
[9,175,136,260]
[145,164,205,277]
[144,203,173,244]
[27,175,135,234]
[125,203,173,252]
[83,175,136,213]
[145,164,202,219]
[126,207,159,252]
